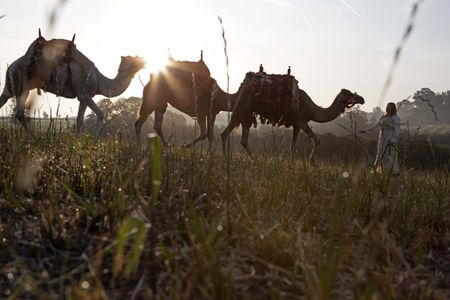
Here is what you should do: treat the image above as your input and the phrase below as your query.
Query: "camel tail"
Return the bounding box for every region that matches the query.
[0,64,23,111]
[4,63,21,98]
[3,66,12,97]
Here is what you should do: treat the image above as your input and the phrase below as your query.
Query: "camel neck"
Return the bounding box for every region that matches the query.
[213,83,239,112]
[299,89,345,123]
[97,70,134,98]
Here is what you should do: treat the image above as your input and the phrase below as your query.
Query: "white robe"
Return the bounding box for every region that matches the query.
[373,115,401,174]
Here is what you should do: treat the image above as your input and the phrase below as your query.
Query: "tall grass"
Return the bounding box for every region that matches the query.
[378,0,425,106]
[0,127,449,298]
[217,16,233,236]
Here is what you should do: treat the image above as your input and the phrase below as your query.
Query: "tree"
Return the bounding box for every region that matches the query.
[85,97,188,139]
[397,88,447,123]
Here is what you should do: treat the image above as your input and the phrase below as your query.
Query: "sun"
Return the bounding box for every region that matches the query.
[143,54,169,74]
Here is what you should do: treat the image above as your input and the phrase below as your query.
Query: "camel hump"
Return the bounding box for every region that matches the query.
[24,37,96,71]
[241,71,300,127]
[23,37,46,65]
[166,60,211,78]
[45,39,96,70]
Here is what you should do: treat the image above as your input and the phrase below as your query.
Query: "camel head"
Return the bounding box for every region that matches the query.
[337,89,365,111]
[118,56,146,76]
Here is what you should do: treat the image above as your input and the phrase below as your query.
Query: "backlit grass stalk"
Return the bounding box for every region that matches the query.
[378,0,424,106]
[149,135,161,292]
[217,16,232,236]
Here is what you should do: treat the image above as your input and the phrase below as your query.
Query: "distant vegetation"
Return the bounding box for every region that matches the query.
[397,88,450,124]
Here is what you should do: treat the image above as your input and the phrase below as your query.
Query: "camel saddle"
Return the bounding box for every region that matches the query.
[242,72,299,127]
[165,59,211,91]
[25,34,96,92]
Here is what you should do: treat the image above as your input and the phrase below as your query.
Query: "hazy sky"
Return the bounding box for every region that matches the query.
[1,0,449,117]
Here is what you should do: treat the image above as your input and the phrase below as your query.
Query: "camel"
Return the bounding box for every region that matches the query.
[218,71,365,158]
[0,32,145,132]
[135,54,239,147]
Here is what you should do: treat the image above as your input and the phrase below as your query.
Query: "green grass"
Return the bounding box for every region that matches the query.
[0,127,449,299]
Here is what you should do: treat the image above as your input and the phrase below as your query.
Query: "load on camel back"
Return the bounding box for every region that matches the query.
[163,55,212,114]
[25,29,95,95]
[238,66,299,128]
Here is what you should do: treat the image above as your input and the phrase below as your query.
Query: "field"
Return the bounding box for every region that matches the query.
[1,125,449,299]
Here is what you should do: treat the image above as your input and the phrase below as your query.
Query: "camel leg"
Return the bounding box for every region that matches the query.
[154,109,168,147]
[76,101,87,134]
[299,122,320,161]
[236,102,254,157]
[220,112,240,155]
[207,113,217,146]
[135,112,150,145]
[240,121,253,157]
[81,96,104,135]
[16,90,29,131]
[291,124,301,156]
[186,114,208,148]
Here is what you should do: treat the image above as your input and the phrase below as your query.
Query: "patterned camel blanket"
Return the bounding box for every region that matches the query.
[240,72,299,127]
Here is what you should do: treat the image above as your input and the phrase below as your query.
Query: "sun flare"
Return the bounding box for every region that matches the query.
[143,55,169,74]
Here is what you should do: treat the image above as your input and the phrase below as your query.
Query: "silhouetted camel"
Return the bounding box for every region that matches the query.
[0,31,145,132]
[135,53,239,147]
[218,71,365,158]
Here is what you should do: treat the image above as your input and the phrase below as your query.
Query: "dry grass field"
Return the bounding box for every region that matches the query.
[0,126,449,299]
